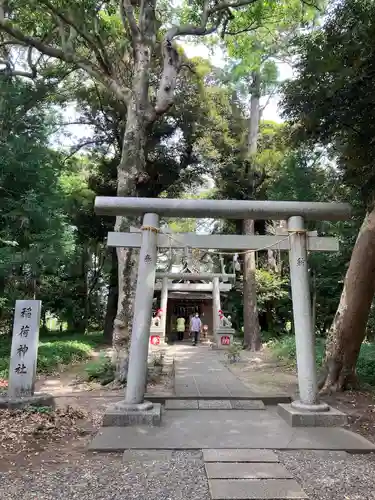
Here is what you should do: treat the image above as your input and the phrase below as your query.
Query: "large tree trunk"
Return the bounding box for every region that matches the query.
[243,219,261,350]
[319,206,375,393]
[243,71,261,351]
[112,37,154,381]
[111,2,181,381]
[103,248,118,344]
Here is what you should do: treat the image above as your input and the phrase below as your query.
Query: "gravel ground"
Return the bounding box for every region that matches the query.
[0,450,210,500]
[278,450,375,500]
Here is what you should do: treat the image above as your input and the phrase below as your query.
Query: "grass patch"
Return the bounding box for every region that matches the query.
[84,352,115,385]
[269,336,375,386]
[0,331,104,380]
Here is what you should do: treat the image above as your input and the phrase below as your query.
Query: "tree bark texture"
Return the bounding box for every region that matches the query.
[243,219,261,350]
[103,248,118,345]
[319,206,375,393]
[113,35,154,378]
[243,71,261,351]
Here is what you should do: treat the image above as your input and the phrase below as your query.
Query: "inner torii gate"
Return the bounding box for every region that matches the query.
[95,196,351,427]
[153,272,235,342]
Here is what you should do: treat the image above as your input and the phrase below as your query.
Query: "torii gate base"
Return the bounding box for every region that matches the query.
[95,197,351,428]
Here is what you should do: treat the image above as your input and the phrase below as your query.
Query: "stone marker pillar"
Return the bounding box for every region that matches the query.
[160,277,168,342]
[102,213,162,426]
[0,300,54,409]
[8,300,41,398]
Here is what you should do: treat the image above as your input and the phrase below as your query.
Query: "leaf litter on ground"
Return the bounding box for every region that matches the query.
[0,405,88,456]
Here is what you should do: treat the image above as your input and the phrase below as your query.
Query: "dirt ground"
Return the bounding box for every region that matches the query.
[224,346,375,444]
[0,350,173,474]
[2,345,375,476]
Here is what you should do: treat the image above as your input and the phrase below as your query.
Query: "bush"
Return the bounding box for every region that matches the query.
[356,343,375,385]
[84,352,115,385]
[0,331,104,379]
[269,336,325,366]
[269,336,375,387]
[150,352,164,367]
[225,342,242,363]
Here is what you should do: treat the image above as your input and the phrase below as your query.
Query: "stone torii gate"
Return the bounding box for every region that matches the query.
[95,196,351,427]
[153,272,235,343]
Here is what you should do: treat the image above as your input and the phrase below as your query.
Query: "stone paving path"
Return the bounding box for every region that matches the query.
[89,343,375,499]
[203,449,307,499]
[173,344,256,398]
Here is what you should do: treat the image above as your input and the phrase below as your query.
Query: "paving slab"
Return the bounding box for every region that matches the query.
[173,345,255,398]
[286,426,375,451]
[209,479,308,499]
[89,408,375,451]
[165,399,199,410]
[231,400,265,410]
[175,376,200,397]
[205,462,293,479]
[122,450,173,462]
[199,400,232,410]
[203,449,279,463]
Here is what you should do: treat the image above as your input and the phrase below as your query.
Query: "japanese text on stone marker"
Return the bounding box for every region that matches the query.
[18,325,30,338]
[20,307,32,318]
[15,363,27,375]
[17,344,28,357]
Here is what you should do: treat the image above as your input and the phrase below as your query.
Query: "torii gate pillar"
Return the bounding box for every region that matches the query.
[287,216,328,411]
[102,213,162,426]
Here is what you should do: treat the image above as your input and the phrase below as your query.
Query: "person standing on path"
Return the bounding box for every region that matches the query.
[176,315,186,341]
[190,312,202,346]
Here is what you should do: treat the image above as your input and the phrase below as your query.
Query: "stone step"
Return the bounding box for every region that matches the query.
[204,449,308,500]
[203,449,279,463]
[208,479,308,499]
[145,394,292,405]
[205,462,293,479]
[165,399,266,410]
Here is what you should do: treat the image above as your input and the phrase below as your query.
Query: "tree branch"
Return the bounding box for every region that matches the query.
[0,19,68,60]
[224,21,260,36]
[0,60,31,78]
[120,0,140,41]
[0,44,37,78]
[154,0,259,121]
[39,0,113,76]
[0,18,131,104]
[63,139,101,162]
[166,0,258,40]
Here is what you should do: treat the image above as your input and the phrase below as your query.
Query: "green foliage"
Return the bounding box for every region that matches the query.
[281,0,375,206]
[84,352,115,384]
[256,269,288,312]
[0,47,222,337]
[225,268,291,336]
[225,342,242,364]
[26,405,53,414]
[270,336,325,366]
[0,332,103,379]
[0,78,77,327]
[355,344,375,386]
[150,352,165,367]
[269,336,375,386]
